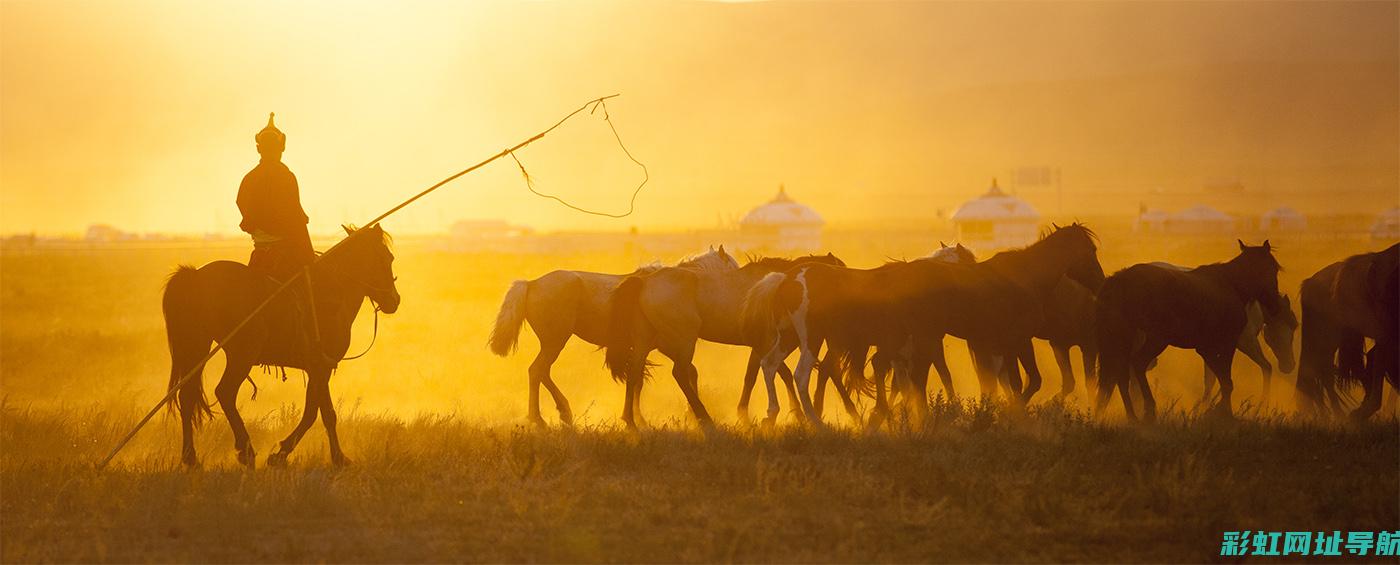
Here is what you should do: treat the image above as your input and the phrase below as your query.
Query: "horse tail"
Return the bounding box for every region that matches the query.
[163,265,213,426]
[1092,277,1134,397]
[840,345,874,397]
[740,272,789,342]
[489,280,530,356]
[604,275,647,384]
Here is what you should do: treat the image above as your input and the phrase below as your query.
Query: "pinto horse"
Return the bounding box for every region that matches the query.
[603,253,847,428]
[165,225,401,468]
[488,247,738,427]
[1297,243,1399,420]
[1095,241,1282,421]
[745,224,1104,426]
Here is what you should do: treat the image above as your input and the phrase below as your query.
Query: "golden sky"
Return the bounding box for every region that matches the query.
[2,0,1396,235]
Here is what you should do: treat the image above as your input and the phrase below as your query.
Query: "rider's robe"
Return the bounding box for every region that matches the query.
[237,158,315,279]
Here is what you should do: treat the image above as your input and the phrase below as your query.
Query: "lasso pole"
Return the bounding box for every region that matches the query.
[97,94,624,469]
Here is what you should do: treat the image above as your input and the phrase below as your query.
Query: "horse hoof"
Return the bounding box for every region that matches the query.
[527,416,548,428]
[236,449,258,469]
[181,457,201,470]
[332,454,352,467]
[266,452,289,468]
[559,412,575,427]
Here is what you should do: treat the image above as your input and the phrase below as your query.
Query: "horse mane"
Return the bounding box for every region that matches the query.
[341,223,395,251]
[1036,222,1099,245]
[742,253,840,270]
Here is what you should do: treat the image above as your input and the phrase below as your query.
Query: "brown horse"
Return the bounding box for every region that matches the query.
[1147,262,1299,404]
[745,224,1104,426]
[1094,241,1282,421]
[1297,243,1398,420]
[165,225,401,468]
[488,247,738,426]
[604,253,847,428]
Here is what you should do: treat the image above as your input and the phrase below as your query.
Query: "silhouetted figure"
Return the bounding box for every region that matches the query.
[238,113,314,279]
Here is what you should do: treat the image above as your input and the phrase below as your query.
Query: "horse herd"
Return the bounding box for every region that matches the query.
[489,225,1397,432]
[163,224,1397,467]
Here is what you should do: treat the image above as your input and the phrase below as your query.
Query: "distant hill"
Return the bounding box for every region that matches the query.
[907,61,1398,215]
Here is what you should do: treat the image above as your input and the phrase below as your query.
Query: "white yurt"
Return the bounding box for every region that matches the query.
[739,185,824,251]
[1165,205,1234,235]
[1261,206,1307,232]
[1135,208,1169,233]
[1372,207,1400,241]
[951,179,1040,250]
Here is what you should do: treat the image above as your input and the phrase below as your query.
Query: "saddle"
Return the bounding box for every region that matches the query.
[251,270,336,375]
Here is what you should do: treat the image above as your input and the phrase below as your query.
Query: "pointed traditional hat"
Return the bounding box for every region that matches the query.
[255,112,286,148]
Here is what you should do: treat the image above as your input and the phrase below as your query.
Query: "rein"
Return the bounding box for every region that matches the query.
[340,304,379,361]
[311,260,390,363]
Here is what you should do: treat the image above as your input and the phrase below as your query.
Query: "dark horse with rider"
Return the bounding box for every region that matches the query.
[165,114,401,468]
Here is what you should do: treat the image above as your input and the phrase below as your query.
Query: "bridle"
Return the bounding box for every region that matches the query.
[316,253,397,363]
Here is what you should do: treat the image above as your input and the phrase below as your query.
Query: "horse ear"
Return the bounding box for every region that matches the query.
[1052,222,1060,229]
[826,252,834,258]
[1262,239,1271,250]
[1238,239,1246,250]
[344,225,354,236]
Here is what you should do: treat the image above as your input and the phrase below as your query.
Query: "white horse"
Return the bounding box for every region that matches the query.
[489,246,738,426]
[604,253,848,428]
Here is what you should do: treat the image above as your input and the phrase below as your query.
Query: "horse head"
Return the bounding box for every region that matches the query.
[927,242,977,265]
[338,224,401,314]
[1049,223,1105,291]
[1262,293,1298,373]
[1235,239,1282,316]
[679,245,741,272]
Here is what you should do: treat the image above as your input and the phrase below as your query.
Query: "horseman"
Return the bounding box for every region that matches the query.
[238,113,315,279]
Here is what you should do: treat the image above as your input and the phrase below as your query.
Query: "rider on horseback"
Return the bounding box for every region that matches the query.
[236,113,323,357]
[238,113,315,279]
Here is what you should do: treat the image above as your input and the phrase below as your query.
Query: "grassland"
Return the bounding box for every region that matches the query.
[2,228,1398,562]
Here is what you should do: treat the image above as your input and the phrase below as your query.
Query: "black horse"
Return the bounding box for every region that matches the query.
[1095,241,1281,420]
[165,225,400,468]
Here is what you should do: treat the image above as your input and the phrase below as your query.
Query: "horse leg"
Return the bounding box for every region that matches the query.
[268,371,326,466]
[792,337,823,425]
[663,344,713,428]
[906,335,937,420]
[621,362,642,430]
[1130,340,1168,422]
[812,355,830,420]
[314,368,349,466]
[173,342,211,468]
[867,354,890,432]
[824,362,862,424]
[1201,362,1216,404]
[1051,342,1075,400]
[1080,343,1099,397]
[738,349,762,422]
[928,336,957,402]
[1237,336,1272,406]
[968,341,998,400]
[777,363,802,419]
[528,335,569,427]
[1201,347,1237,417]
[1016,339,1044,404]
[214,359,256,468]
[758,334,795,425]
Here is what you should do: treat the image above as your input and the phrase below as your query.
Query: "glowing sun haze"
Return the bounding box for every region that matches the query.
[1,0,1395,235]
